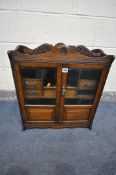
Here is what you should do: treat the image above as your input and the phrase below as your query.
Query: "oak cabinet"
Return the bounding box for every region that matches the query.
[8,43,115,130]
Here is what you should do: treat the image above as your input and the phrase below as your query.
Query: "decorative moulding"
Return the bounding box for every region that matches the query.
[8,43,115,66]
[10,43,107,56]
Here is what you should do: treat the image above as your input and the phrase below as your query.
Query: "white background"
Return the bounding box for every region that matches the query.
[0,0,116,91]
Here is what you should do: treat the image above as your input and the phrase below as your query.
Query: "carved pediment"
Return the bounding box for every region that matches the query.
[8,43,115,66]
[14,43,106,57]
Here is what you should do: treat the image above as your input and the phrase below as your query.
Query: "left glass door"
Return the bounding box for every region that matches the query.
[20,66,57,105]
[17,64,62,123]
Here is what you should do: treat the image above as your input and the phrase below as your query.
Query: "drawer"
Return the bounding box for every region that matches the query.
[65,87,77,97]
[44,87,56,97]
[26,107,55,121]
[79,79,97,90]
[64,106,92,121]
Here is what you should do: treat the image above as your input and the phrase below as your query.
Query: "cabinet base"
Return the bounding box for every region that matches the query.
[23,120,91,130]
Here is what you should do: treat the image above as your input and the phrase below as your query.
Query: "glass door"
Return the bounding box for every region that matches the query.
[61,66,101,122]
[18,63,62,123]
[64,68,101,105]
[20,67,57,105]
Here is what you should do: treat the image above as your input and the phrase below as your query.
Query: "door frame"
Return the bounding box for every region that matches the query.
[60,63,104,123]
[13,62,62,124]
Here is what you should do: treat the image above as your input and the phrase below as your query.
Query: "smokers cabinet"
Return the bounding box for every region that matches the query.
[8,43,115,130]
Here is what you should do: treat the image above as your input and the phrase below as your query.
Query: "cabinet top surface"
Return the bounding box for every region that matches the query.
[8,43,115,65]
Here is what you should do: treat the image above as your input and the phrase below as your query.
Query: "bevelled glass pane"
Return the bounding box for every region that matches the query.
[20,67,57,105]
[65,68,101,105]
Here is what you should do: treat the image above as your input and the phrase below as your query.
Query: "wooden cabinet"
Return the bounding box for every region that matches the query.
[8,43,115,130]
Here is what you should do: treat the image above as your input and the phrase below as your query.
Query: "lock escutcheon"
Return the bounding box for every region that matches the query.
[62,85,66,95]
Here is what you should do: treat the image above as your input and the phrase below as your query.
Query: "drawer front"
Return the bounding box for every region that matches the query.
[26,107,55,121]
[64,107,91,121]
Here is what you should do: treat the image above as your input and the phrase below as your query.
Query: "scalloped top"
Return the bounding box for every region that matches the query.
[8,43,115,66]
[14,43,107,57]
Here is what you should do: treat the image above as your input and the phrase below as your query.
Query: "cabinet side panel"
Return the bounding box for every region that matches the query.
[88,66,111,128]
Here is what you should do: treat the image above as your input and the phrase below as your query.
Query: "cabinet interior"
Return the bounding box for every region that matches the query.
[20,66,100,105]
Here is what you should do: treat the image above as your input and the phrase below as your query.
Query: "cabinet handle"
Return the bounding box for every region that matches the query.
[62,85,66,95]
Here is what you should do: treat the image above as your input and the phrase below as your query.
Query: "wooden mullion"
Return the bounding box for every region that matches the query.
[60,68,68,122]
[54,64,62,123]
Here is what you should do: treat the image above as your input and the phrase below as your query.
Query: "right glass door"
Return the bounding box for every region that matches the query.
[62,67,101,122]
[64,68,101,105]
